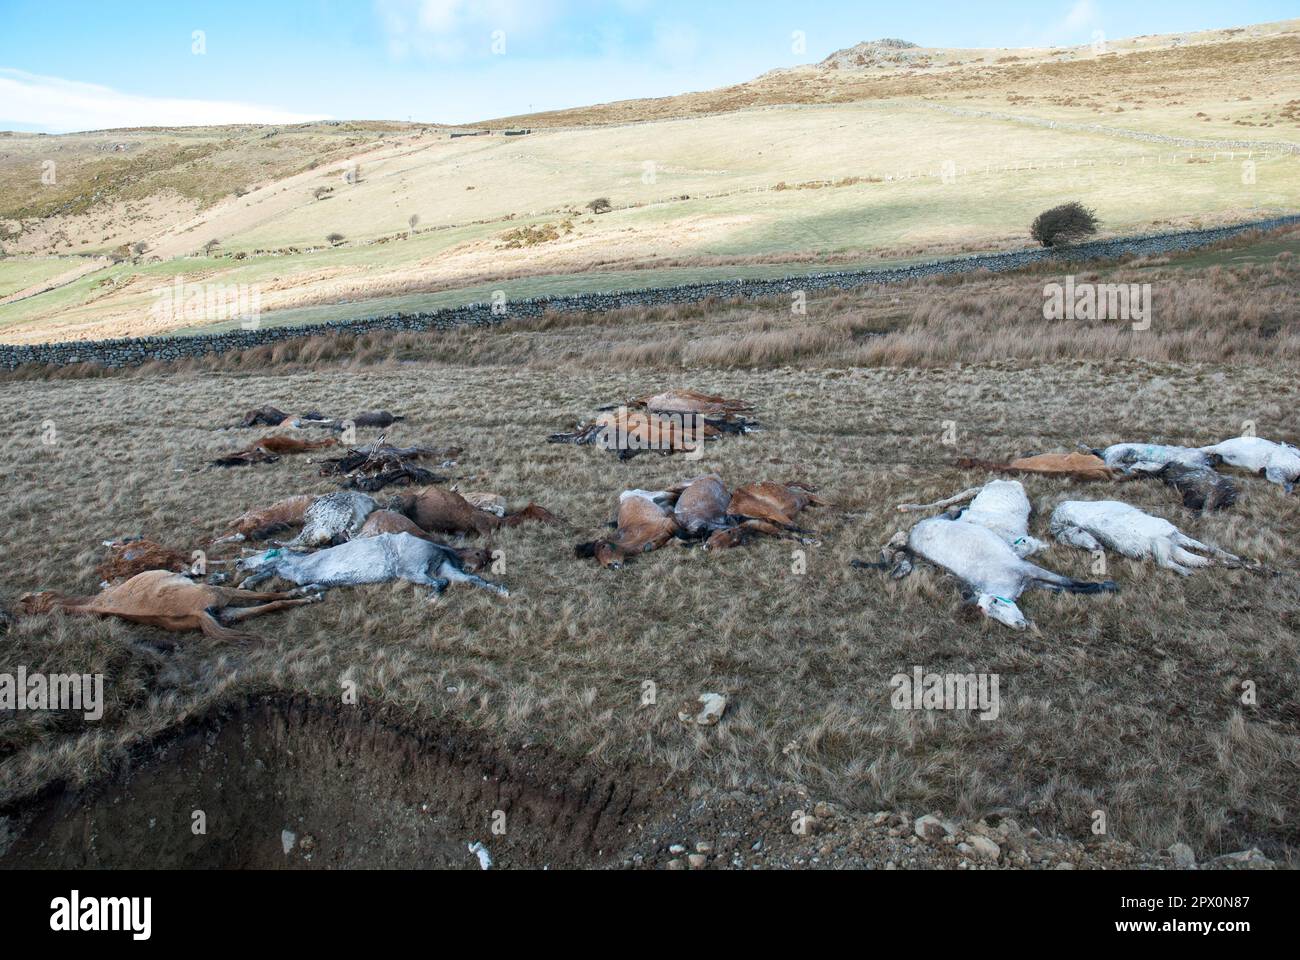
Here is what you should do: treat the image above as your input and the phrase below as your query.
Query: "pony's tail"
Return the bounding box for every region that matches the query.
[198,612,257,644]
[1027,564,1118,594]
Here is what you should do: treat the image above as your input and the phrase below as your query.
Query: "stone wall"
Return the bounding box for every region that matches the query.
[2,214,1296,371]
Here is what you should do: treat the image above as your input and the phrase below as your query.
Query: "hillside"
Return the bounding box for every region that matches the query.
[0,18,1297,343]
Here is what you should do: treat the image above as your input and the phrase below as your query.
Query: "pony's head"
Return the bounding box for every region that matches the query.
[976,594,1029,631]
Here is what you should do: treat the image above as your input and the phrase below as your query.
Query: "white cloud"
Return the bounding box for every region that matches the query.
[1021,0,1104,47]
[374,0,561,60]
[1063,0,1100,32]
[0,69,328,133]
[652,22,702,65]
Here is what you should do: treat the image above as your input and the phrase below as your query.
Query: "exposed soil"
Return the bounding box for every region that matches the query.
[0,694,667,869]
[0,692,1282,870]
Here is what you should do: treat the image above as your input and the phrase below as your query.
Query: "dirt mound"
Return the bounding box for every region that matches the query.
[0,695,663,869]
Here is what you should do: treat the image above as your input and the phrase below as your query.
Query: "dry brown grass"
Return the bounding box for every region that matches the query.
[9,229,1297,381]
[486,26,1300,132]
[1,249,1298,863]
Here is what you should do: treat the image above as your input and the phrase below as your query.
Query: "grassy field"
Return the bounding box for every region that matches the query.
[2,134,1293,343]
[2,230,1297,864]
[0,258,82,299]
[1,19,1296,344]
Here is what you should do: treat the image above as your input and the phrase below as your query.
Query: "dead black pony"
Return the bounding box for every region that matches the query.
[343,464,447,492]
[212,449,280,468]
[238,406,291,428]
[1152,462,1238,512]
[318,439,459,492]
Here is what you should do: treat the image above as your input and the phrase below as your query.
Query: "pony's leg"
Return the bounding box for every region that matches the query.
[216,586,310,605]
[1170,546,1213,570]
[746,518,820,546]
[1175,533,1240,564]
[219,596,321,624]
[238,570,275,589]
[404,571,452,601]
[1152,540,1194,575]
[435,561,509,597]
[896,487,981,513]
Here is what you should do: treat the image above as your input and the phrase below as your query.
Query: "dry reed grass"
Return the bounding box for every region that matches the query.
[1,273,1297,862]
[8,229,1296,382]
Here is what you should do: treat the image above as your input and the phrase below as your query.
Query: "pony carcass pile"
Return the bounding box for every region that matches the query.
[9,382,1297,641]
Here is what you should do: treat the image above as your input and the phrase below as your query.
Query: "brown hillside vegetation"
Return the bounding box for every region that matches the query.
[1,228,1297,867]
[1,19,1296,346]
[485,21,1300,130]
[1,24,1298,871]
[8,225,1297,379]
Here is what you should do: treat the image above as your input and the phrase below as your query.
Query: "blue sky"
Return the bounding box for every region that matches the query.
[0,0,1292,131]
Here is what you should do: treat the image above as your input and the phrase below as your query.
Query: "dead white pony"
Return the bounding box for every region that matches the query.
[902,516,1118,630]
[1199,436,1300,493]
[897,479,1046,557]
[862,480,1115,630]
[1049,500,1240,575]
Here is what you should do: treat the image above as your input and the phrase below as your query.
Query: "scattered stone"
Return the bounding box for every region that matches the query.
[679,693,728,726]
[687,854,708,869]
[1207,848,1274,870]
[666,858,685,871]
[1167,842,1197,869]
[966,834,1001,862]
[914,814,953,843]
[668,844,687,855]
[281,829,297,855]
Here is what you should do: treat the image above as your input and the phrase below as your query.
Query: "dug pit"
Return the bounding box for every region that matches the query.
[0,694,661,869]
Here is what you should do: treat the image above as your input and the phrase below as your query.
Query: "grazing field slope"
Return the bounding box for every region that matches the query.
[1,229,1298,867]
[0,20,1297,343]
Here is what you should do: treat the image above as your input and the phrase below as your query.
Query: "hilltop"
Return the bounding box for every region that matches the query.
[0,18,1297,342]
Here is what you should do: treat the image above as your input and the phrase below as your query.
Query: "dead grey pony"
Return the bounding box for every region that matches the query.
[1083,442,1236,511]
[237,532,507,599]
